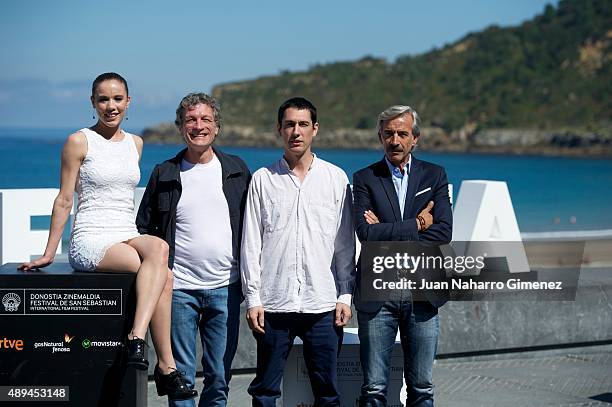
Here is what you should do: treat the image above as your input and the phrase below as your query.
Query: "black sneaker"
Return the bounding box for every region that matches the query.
[126,336,149,370]
[153,365,198,400]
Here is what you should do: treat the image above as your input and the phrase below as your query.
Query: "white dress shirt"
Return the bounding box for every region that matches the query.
[240,155,355,313]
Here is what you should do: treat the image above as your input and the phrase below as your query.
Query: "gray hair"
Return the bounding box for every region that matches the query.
[376,105,420,137]
[175,92,221,130]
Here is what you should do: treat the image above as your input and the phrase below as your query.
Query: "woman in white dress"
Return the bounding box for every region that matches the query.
[19,72,196,401]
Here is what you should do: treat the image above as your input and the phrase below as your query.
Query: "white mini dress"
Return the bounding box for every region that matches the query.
[68,128,141,271]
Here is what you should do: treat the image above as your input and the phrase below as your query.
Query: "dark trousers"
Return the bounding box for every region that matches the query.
[248,311,343,407]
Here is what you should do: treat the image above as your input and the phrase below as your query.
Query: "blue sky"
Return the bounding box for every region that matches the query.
[0,0,557,130]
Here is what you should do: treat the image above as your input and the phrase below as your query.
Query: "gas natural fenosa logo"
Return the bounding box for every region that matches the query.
[33,332,75,354]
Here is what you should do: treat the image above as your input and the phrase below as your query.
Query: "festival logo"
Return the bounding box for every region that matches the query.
[24,289,122,315]
[2,292,22,312]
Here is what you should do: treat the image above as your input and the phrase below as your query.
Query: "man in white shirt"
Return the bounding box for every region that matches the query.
[241,97,356,406]
[137,93,251,407]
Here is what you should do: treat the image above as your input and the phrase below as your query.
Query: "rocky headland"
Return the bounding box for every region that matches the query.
[142,124,612,157]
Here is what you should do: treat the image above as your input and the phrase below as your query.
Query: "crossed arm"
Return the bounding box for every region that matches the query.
[353,169,452,244]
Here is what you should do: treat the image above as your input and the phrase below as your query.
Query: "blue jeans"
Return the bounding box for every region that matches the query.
[248,311,343,407]
[169,282,241,407]
[358,291,439,407]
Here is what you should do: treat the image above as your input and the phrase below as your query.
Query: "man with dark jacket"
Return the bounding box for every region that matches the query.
[136,93,251,407]
[353,105,452,407]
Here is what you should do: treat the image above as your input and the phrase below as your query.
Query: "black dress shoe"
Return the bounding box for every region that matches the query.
[126,336,149,370]
[154,365,198,400]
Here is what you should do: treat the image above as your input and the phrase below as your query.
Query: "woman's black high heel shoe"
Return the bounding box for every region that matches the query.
[154,365,198,400]
[126,336,149,370]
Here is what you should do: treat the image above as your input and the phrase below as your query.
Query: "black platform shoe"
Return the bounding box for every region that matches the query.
[126,336,149,370]
[154,365,198,400]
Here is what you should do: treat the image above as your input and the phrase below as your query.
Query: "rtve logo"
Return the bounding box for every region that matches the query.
[0,337,24,351]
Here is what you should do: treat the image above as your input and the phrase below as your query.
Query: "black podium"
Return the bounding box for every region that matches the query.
[0,263,146,406]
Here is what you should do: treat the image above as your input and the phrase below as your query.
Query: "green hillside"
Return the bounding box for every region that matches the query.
[211,0,611,132]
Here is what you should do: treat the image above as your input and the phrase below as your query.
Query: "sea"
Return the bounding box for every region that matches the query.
[1,127,611,233]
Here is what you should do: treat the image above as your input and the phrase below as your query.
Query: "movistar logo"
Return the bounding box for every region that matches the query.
[81,338,121,349]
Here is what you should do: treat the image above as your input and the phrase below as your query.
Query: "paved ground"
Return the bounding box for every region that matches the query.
[147,346,612,406]
[432,349,612,407]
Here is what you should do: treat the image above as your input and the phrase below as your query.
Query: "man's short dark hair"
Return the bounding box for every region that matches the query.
[277,97,317,125]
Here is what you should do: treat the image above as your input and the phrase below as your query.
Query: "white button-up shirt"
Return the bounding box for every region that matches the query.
[240,155,356,313]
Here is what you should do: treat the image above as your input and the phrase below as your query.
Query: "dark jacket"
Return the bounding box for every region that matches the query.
[136,147,251,269]
[352,156,453,311]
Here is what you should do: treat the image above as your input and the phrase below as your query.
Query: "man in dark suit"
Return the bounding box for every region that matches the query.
[352,105,452,406]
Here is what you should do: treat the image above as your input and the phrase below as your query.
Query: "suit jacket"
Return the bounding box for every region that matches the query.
[353,156,453,312]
